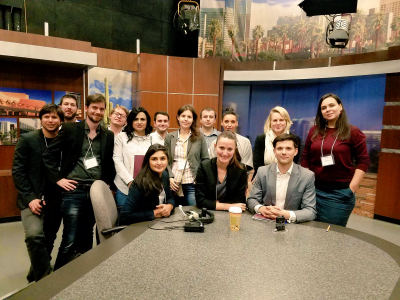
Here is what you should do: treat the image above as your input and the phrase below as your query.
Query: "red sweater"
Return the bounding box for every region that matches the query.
[301,125,370,188]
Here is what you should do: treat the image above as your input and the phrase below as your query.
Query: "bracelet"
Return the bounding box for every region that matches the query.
[223,204,226,211]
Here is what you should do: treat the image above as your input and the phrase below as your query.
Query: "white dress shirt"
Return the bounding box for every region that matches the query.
[149,131,166,146]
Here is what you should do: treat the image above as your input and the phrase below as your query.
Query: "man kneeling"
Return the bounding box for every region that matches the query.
[247,134,316,223]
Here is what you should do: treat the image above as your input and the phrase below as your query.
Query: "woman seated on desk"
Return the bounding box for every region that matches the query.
[195,131,248,211]
[119,144,175,225]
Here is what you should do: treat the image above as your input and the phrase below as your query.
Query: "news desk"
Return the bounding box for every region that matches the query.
[10,210,400,300]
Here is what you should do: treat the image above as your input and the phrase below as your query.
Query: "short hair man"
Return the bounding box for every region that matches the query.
[149,111,170,145]
[200,108,220,150]
[247,134,316,222]
[43,93,116,270]
[12,104,64,282]
[108,105,128,135]
[59,94,78,123]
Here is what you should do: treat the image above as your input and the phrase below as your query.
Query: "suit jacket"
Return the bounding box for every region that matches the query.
[253,133,301,178]
[195,158,248,210]
[12,129,60,210]
[164,131,209,180]
[119,171,175,225]
[247,163,316,222]
[42,121,116,189]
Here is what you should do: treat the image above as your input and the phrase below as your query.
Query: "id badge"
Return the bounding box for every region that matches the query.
[178,160,186,170]
[321,155,335,167]
[84,157,98,169]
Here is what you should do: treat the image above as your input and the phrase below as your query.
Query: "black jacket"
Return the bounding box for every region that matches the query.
[12,129,59,210]
[42,121,116,189]
[195,157,248,210]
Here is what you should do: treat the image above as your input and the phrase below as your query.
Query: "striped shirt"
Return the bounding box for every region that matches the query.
[171,131,194,184]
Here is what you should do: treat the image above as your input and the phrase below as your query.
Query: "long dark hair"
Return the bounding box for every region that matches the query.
[312,93,351,141]
[124,107,153,142]
[134,144,168,197]
[177,104,200,142]
[215,131,243,169]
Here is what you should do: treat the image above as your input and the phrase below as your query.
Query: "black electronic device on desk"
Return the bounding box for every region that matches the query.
[275,215,286,231]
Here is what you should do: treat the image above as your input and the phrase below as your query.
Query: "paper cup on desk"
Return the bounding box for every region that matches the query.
[229,207,242,231]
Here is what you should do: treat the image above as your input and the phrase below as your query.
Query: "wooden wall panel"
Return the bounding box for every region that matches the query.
[0,29,92,52]
[223,61,274,71]
[0,146,16,170]
[193,58,221,95]
[0,175,19,218]
[331,51,388,66]
[385,73,400,102]
[381,129,400,149]
[140,53,167,92]
[382,106,400,126]
[375,153,400,220]
[168,56,193,94]
[168,94,192,129]
[140,92,168,125]
[92,47,138,72]
[276,58,328,70]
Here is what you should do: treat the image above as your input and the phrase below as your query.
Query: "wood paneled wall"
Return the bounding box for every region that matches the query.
[138,53,222,130]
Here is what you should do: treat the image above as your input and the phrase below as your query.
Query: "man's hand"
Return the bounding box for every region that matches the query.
[28,199,46,216]
[57,178,78,191]
[259,206,282,220]
[157,204,174,217]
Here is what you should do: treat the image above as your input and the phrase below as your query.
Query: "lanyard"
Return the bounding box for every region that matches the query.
[84,135,95,160]
[321,134,338,157]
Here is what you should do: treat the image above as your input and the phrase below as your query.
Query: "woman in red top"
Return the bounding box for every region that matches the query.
[301,93,369,227]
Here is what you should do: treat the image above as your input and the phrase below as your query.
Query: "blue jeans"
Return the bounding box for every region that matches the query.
[54,187,95,270]
[181,183,196,206]
[315,187,355,227]
[115,188,128,209]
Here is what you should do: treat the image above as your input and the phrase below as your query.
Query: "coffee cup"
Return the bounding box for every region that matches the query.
[229,206,242,231]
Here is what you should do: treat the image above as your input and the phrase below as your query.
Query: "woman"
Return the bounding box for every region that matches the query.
[253,106,300,178]
[209,108,253,170]
[195,131,247,211]
[301,93,370,227]
[119,144,175,225]
[165,104,209,206]
[113,107,153,208]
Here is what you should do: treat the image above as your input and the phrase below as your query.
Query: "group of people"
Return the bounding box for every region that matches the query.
[12,92,369,284]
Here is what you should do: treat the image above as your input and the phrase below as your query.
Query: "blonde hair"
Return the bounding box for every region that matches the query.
[111,104,129,116]
[263,106,292,133]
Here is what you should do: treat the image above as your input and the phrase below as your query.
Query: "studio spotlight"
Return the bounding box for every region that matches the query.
[326,18,350,48]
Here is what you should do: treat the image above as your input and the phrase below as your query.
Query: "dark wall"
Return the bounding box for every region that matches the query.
[19,0,199,57]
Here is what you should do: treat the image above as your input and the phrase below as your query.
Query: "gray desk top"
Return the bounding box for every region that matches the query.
[44,212,399,300]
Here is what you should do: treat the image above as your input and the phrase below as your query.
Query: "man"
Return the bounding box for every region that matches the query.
[149,111,170,145]
[247,134,316,223]
[59,94,79,123]
[108,105,128,135]
[199,107,220,151]
[43,93,116,270]
[12,104,64,282]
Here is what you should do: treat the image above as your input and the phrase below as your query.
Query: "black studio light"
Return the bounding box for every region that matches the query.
[298,0,357,17]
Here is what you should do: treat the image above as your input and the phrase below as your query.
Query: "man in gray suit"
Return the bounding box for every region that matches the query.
[247,133,316,223]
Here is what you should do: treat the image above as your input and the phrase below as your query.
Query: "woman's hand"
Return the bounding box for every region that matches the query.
[231,203,246,212]
[169,178,179,192]
[157,204,173,217]
[153,206,164,218]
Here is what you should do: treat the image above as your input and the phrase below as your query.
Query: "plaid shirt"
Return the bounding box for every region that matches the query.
[171,131,194,184]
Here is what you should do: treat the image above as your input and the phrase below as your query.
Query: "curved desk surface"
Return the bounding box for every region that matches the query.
[9,210,400,300]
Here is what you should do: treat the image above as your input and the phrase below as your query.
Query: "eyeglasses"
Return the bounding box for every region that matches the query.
[113,112,127,118]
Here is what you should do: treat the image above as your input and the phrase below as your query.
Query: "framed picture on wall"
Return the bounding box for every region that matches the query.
[0,117,18,145]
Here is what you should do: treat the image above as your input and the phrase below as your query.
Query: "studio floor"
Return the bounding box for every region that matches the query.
[1,214,400,299]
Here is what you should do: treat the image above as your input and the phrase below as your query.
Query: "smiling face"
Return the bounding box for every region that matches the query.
[273,140,298,167]
[320,97,343,127]
[149,150,168,176]
[270,112,287,136]
[85,102,105,124]
[110,107,127,127]
[221,114,238,132]
[132,112,147,136]
[154,114,170,134]
[200,110,216,129]
[41,113,61,134]
[177,110,193,130]
[215,137,236,165]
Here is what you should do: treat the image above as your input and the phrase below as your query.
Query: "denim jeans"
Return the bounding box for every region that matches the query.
[54,187,95,270]
[21,198,62,282]
[181,183,196,206]
[115,188,128,209]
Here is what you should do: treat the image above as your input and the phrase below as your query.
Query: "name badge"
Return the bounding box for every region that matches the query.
[321,155,335,167]
[84,157,98,170]
[178,160,187,170]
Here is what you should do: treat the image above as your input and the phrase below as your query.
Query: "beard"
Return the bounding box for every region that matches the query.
[64,111,77,122]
